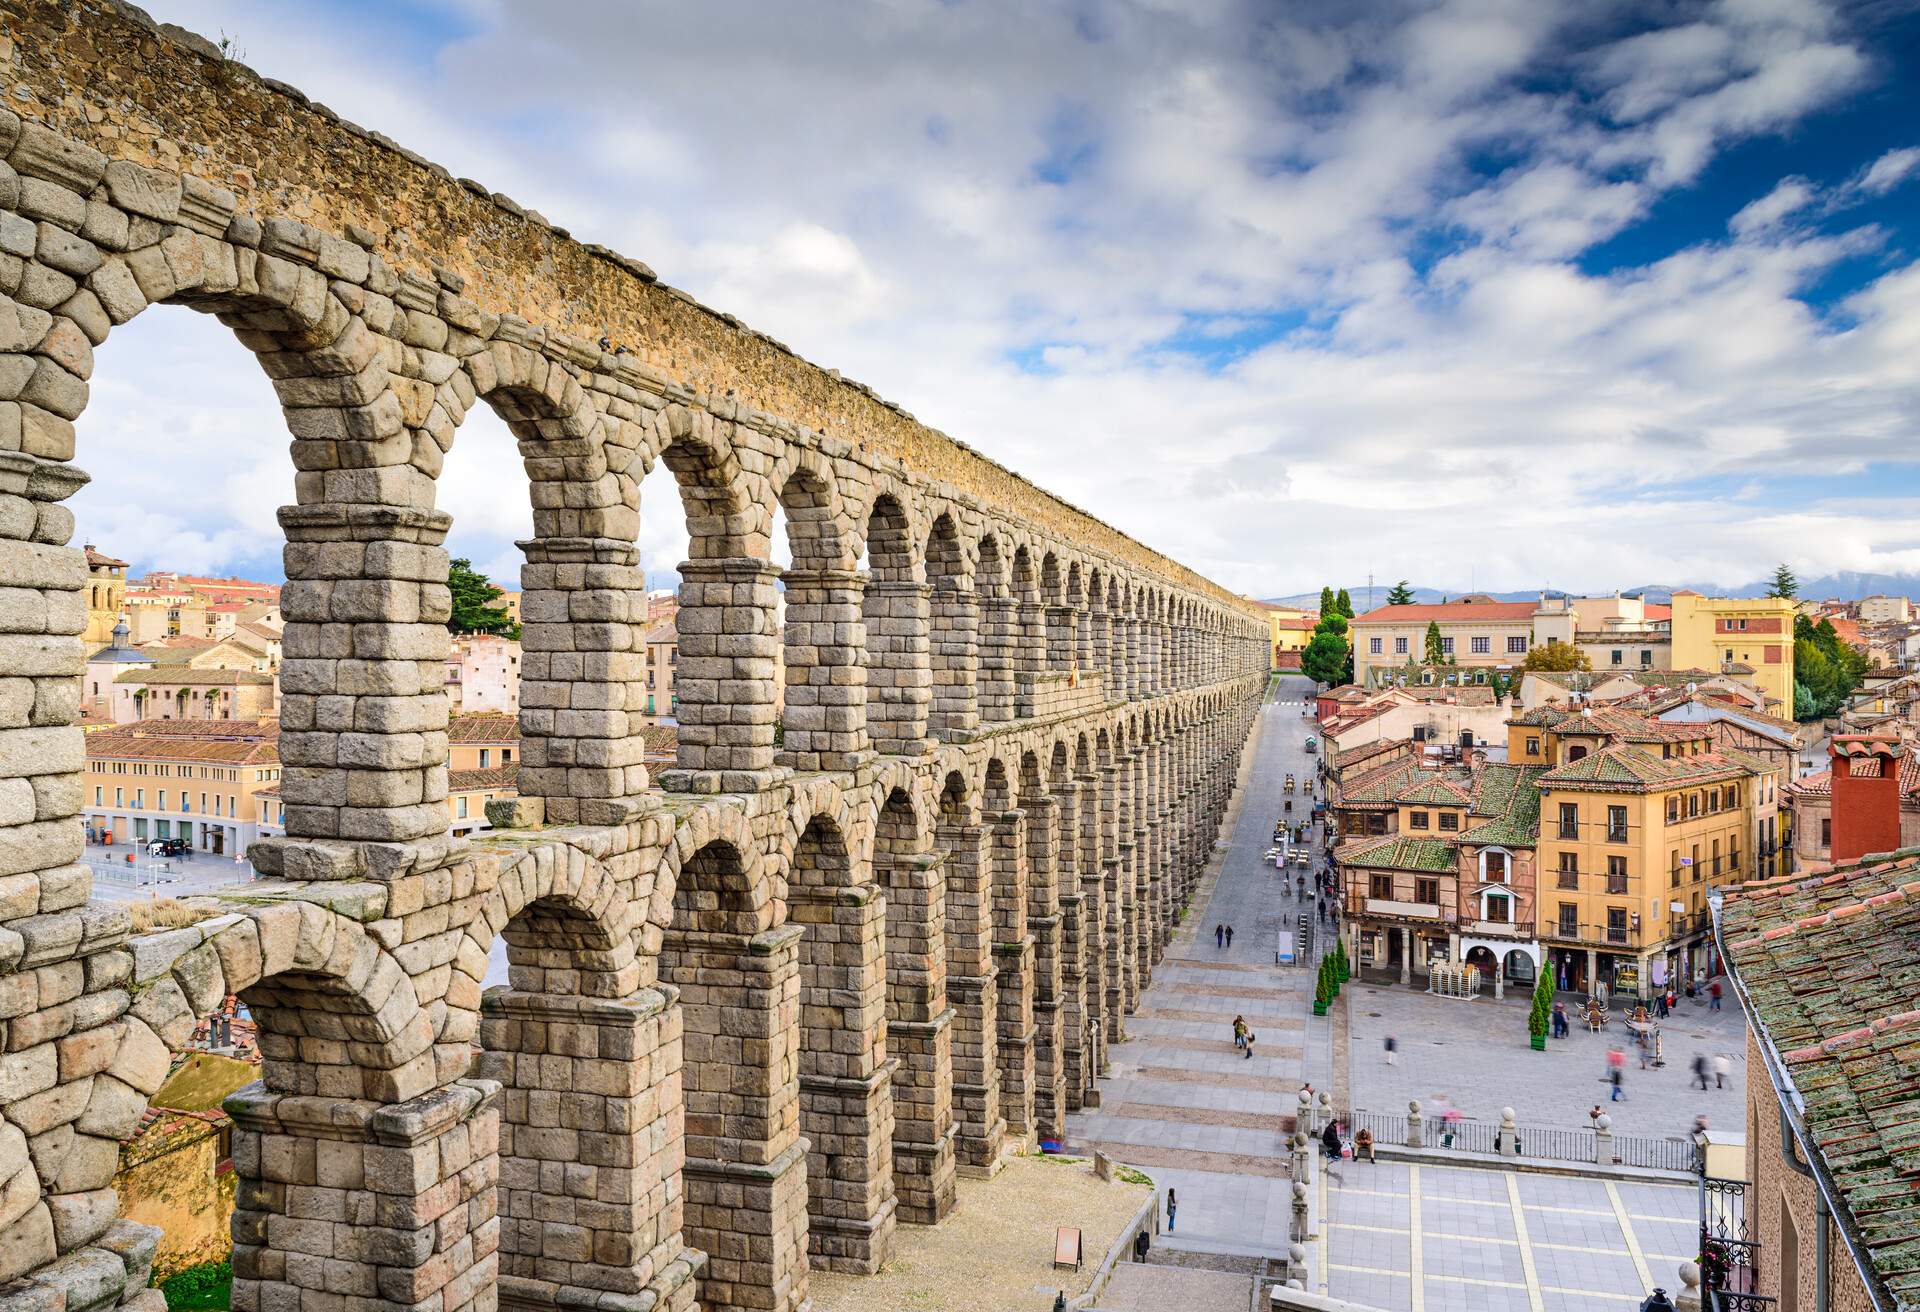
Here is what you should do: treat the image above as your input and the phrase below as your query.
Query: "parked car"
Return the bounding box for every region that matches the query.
[1304,737,1318,753]
[146,838,190,857]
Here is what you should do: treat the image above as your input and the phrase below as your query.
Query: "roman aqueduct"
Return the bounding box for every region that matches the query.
[0,4,1270,1311]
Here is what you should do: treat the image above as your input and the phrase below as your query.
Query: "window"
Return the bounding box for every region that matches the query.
[1369,874,1393,900]
[1606,907,1629,944]
[1607,805,1628,842]
[1671,852,1682,887]
[1666,796,1679,824]
[114,788,122,807]
[1485,851,1508,881]
[456,796,469,818]
[1369,637,1383,655]
[1485,893,1510,924]
[1471,636,1490,654]
[1508,636,1527,654]
[1438,812,1458,832]
[1730,845,1741,873]
[134,790,143,809]
[1395,636,1408,655]
[503,748,512,764]
[1687,792,1700,818]
[1409,810,1429,829]
[1440,637,1454,655]
[1414,877,1440,905]
[479,749,491,768]
[1557,903,1578,936]
[1557,802,1579,840]
[1606,855,1628,894]
[1641,649,1654,667]
[1821,817,1832,848]
[1525,737,1540,756]
[158,791,166,810]
[1707,789,1720,814]
[1724,648,1734,662]
[1610,649,1623,666]
[1556,851,1579,889]
[1725,784,1738,808]
[93,786,101,805]
[1711,838,1721,877]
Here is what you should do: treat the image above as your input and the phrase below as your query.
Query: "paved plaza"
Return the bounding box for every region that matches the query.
[1319,1160,1698,1310]
[1344,978,1750,1141]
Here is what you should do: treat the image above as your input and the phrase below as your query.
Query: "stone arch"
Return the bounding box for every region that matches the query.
[638,404,755,559]
[655,803,772,936]
[862,489,930,753]
[976,532,1015,724]
[774,457,866,773]
[472,840,645,998]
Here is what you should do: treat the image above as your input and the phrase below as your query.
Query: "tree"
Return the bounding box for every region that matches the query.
[1768,563,1798,599]
[1792,617,1871,720]
[1386,580,1415,606]
[1520,639,1590,672]
[1529,969,1553,1044]
[1318,586,1336,618]
[1301,629,1351,686]
[1335,588,1354,618]
[448,558,519,637]
[1423,620,1445,665]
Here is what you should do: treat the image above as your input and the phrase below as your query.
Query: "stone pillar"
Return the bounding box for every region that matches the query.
[883,850,958,1223]
[274,500,457,874]
[664,925,809,1312]
[1399,928,1412,986]
[989,809,1036,1143]
[1045,604,1074,673]
[229,1079,504,1312]
[1074,601,1094,675]
[929,581,979,741]
[1054,785,1089,1112]
[778,567,870,774]
[1076,774,1109,1085]
[865,579,932,754]
[977,594,1017,725]
[517,535,651,825]
[1094,606,1115,701]
[789,884,898,1270]
[1015,601,1047,717]
[1024,793,1067,1140]
[1129,751,1154,990]
[940,818,1006,1175]
[480,989,702,1312]
[668,556,780,783]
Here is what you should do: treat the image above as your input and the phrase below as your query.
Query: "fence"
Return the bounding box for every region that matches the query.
[1342,1106,1696,1173]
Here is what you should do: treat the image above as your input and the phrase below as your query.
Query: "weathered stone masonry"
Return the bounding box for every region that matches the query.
[0,5,1268,1312]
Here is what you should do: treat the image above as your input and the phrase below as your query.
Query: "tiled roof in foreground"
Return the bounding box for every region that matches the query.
[1341,835,1458,873]
[1721,848,1920,1309]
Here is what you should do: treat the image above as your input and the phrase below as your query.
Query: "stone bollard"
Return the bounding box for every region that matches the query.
[1290,1180,1310,1243]
[1287,1240,1309,1288]
[1316,1090,1333,1134]
[1406,1099,1424,1149]
[1499,1106,1520,1157]
[1675,1260,1703,1311]
[1297,1088,1314,1135]
[1595,1113,1615,1165]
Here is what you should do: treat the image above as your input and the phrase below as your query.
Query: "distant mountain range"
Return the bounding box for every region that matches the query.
[1261,573,1920,611]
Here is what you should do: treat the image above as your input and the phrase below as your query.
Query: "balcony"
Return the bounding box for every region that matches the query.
[1606,825,1628,843]
[1364,898,1445,920]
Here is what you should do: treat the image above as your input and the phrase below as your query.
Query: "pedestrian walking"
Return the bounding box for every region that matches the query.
[1216,924,1225,949]
[1244,1030,1256,1060]
[1713,1053,1731,1089]
[1709,978,1723,1011]
[1610,1066,1625,1101]
[1639,1043,1652,1071]
[1654,991,1669,1019]
[1232,1015,1247,1050]
[1666,987,1678,1016]
[1552,1001,1569,1039]
[1384,1036,1398,1066]
[1692,1053,1711,1091]
[1225,925,1235,948]
[1166,1187,1177,1232]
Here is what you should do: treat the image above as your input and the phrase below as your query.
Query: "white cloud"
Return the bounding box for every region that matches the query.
[69,0,1920,601]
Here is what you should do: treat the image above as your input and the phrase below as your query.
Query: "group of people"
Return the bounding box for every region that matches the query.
[1230,1014,1258,1060]
[1214,923,1236,949]
[1319,1115,1376,1164]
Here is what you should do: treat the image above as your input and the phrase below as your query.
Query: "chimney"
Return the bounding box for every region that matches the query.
[1829,733,1905,864]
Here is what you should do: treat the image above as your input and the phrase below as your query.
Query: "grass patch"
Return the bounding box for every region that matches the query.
[158,1260,230,1311]
[128,899,215,934]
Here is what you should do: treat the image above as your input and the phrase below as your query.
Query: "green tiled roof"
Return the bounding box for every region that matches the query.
[1397,777,1472,807]
[1537,744,1755,792]
[1461,764,1545,847]
[1342,835,1457,873]
[1722,850,1920,1309]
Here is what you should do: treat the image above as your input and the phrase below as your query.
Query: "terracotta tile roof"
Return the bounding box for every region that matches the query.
[114,667,272,686]
[447,712,518,743]
[449,765,519,792]
[1787,757,1920,802]
[1339,759,1472,807]
[1332,739,1405,770]
[1353,602,1538,624]
[1341,835,1459,873]
[1720,849,1920,1307]
[84,546,127,569]
[1396,776,1473,807]
[86,722,278,765]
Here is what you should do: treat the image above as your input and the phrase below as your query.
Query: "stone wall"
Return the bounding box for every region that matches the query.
[0,5,1273,1312]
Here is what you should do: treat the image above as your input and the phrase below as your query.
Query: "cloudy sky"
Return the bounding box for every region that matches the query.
[72,0,1920,600]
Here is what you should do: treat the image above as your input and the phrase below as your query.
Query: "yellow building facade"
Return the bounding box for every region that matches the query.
[83,545,127,647]
[1518,713,1760,999]
[1669,592,1796,714]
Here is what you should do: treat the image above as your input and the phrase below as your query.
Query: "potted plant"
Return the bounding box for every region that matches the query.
[1528,971,1552,1050]
[1335,939,1350,983]
[1313,960,1330,1016]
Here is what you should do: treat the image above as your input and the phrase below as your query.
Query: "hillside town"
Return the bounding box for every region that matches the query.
[8,8,1920,1312]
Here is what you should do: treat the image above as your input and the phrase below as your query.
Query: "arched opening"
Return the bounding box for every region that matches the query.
[78,305,292,864]
[983,757,1034,1139]
[874,784,956,1223]
[661,835,809,1312]
[788,813,896,1268]
[1020,750,1064,1137]
[642,416,774,780]
[936,770,1004,1171]
[1011,546,1041,713]
[926,513,976,739]
[861,496,927,755]
[1041,552,1070,673]
[775,467,864,772]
